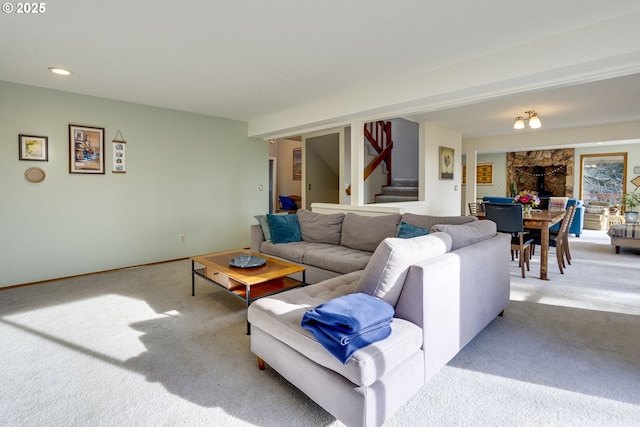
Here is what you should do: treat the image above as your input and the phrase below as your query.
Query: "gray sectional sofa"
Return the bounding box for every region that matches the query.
[251,209,479,284]
[247,210,511,427]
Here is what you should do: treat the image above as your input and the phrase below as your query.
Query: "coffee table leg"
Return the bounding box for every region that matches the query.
[246,284,251,335]
[191,260,196,296]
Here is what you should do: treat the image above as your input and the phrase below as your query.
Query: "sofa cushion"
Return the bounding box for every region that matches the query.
[396,221,430,238]
[340,213,401,252]
[401,213,477,230]
[260,241,334,264]
[267,213,301,244]
[585,205,609,214]
[357,233,452,306]
[430,220,497,251]
[296,209,345,245]
[302,245,371,274]
[247,271,424,387]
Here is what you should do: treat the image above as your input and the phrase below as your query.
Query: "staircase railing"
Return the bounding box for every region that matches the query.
[346,121,393,195]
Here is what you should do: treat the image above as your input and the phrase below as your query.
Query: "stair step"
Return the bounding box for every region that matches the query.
[390,178,418,187]
[374,195,419,203]
[381,186,418,196]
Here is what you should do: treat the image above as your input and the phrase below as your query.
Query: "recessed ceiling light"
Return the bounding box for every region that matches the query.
[48,67,73,76]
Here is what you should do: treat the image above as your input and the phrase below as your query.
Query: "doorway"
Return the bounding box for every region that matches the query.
[303,132,341,207]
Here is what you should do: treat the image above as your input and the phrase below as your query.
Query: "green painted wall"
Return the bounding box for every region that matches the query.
[0,81,267,287]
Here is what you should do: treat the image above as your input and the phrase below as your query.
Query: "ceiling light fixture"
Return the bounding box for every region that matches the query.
[514,110,541,130]
[48,67,73,76]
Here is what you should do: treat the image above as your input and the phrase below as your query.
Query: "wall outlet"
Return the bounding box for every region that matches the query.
[179,234,185,243]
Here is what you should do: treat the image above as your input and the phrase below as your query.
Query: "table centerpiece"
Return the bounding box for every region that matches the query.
[513,190,540,214]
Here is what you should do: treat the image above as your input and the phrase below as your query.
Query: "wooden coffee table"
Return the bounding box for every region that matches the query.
[191,249,306,334]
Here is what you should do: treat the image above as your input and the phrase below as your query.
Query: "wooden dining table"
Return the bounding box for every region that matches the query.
[477,209,565,280]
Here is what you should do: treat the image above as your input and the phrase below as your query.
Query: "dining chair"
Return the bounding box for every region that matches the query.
[484,203,534,278]
[483,202,529,262]
[468,202,484,216]
[560,205,577,265]
[277,195,301,213]
[551,205,575,273]
[530,205,576,274]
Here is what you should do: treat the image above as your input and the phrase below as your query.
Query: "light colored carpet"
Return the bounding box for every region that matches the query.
[1,230,639,426]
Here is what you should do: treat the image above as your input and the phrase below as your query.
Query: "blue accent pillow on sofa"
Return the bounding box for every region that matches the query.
[254,212,288,242]
[267,213,301,243]
[396,221,430,238]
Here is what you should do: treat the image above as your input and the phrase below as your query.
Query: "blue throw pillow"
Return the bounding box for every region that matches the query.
[255,212,289,242]
[396,221,430,238]
[267,213,301,243]
[279,196,297,211]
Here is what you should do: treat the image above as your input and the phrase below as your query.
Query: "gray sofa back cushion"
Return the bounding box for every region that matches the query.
[340,213,401,252]
[430,220,497,251]
[401,213,477,230]
[296,209,345,245]
[357,232,452,306]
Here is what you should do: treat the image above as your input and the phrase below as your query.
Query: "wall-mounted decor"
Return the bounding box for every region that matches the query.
[293,147,302,180]
[580,152,625,204]
[69,124,105,174]
[439,146,454,180]
[477,163,494,185]
[462,163,494,185]
[19,134,48,161]
[24,167,46,183]
[112,130,126,173]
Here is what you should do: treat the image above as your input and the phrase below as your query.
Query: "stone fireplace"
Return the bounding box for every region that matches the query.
[507,149,574,197]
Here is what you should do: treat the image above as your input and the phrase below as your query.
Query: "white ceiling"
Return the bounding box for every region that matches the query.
[2,1,640,138]
[406,73,640,138]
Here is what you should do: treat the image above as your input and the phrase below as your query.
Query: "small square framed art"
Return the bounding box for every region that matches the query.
[19,134,48,161]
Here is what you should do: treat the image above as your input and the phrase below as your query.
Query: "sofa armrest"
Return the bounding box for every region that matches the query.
[250,224,265,253]
[395,232,510,382]
[395,253,461,381]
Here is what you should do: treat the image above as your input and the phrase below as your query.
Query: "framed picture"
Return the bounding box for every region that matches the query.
[439,146,454,180]
[69,124,105,174]
[477,163,494,185]
[293,147,302,180]
[462,163,494,185]
[19,134,48,161]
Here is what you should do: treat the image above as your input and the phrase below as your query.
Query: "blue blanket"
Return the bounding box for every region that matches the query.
[300,293,394,364]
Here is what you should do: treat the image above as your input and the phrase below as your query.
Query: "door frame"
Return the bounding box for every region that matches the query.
[269,156,277,213]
